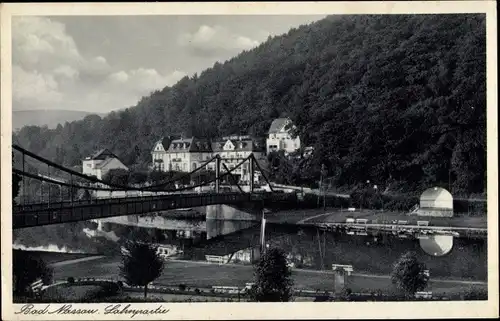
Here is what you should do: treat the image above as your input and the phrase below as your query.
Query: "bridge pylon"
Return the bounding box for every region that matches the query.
[249,156,254,193]
[215,155,221,194]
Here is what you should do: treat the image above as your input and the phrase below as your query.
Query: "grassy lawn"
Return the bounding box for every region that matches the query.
[51,257,486,296]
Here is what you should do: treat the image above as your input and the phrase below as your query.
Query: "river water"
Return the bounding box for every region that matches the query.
[13,214,487,281]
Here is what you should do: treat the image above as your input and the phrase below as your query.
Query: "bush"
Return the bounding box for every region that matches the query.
[178,284,186,291]
[67,277,75,284]
[194,288,201,294]
[340,288,353,301]
[314,295,330,302]
[391,251,429,297]
[463,288,488,300]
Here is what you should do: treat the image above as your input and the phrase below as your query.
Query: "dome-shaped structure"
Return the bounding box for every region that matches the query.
[417,187,454,217]
[419,235,454,256]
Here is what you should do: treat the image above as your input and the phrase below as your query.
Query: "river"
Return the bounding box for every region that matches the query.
[13,212,487,281]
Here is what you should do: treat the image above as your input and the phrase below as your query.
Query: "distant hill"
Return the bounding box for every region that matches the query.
[13,110,106,131]
[12,14,486,195]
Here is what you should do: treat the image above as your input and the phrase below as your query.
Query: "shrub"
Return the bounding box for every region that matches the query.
[178,284,187,291]
[391,251,429,298]
[120,241,164,298]
[67,277,75,284]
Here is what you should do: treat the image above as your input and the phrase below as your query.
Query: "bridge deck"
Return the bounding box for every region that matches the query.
[12,192,291,229]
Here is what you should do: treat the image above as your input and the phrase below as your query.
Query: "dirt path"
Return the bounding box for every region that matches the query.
[49,255,107,267]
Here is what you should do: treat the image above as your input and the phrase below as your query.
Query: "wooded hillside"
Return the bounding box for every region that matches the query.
[13,14,486,195]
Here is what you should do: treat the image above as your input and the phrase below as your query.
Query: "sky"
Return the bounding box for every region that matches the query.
[12,15,326,113]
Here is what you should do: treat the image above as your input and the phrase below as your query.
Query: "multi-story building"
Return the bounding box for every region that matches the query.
[150,135,266,183]
[212,135,266,183]
[266,117,301,155]
[82,149,128,180]
[151,136,212,172]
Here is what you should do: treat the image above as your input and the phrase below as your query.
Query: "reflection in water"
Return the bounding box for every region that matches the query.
[92,216,487,281]
[206,220,257,239]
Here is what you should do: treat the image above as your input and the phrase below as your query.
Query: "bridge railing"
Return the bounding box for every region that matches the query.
[12,191,289,228]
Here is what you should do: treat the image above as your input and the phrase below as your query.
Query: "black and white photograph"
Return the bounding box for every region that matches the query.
[1,1,498,320]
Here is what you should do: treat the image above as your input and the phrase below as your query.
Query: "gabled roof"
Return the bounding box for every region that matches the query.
[89,149,118,160]
[212,136,265,153]
[95,157,127,170]
[167,138,193,153]
[190,137,213,152]
[163,136,212,153]
[268,118,293,134]
[152,135,181,152]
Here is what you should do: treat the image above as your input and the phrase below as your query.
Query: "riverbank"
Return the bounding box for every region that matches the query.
[266,208,487,229]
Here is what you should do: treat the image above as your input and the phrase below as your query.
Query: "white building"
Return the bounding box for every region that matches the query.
[266,118,301,155]
[212,135,266,183]
[151,135,266,184]
[151,136,212,172]
[417,186,454,217]
[82,149,128,180]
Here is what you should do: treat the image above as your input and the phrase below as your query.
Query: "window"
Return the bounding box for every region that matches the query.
[283,142,287,148]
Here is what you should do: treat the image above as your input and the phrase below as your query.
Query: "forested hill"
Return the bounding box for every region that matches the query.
[13,14,486,195]
[13,110,105,130]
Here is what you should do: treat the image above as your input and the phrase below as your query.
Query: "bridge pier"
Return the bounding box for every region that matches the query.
[205,204,262,221]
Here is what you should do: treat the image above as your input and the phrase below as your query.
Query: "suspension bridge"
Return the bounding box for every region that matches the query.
[12,145,293,229]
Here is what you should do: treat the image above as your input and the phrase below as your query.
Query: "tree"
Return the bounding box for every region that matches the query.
[13,173,22,205]
[391,251,429,298]
[128,171,149,185]
[148,170,171,184]
[249,247,293,302]
[103,168,129,186]
[13,250,53,296]
[12,152,22,205]
[120,241,164,298]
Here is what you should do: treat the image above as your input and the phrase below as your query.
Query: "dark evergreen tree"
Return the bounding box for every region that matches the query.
[249,247,293,302]
[120,241,164,298]
[391,251,429,298]
[13,250,53,296]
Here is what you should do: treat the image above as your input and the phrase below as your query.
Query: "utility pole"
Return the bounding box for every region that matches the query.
[260,202,267,254]
[249,156,254,193]
[215,156,221,193]
[22,151,26,206]
[321,164,328,211]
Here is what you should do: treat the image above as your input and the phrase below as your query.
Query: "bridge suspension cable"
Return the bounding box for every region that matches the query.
[13,144,219,192]
[12,144,269,206]
[143,154,218,190]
